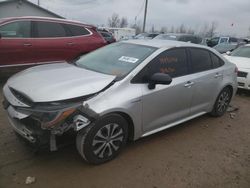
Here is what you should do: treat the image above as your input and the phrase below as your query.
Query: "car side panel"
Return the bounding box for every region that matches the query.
[0,38,35,66]
[140,75,193,133]
[84,81,143,140]
[189,68,224,115]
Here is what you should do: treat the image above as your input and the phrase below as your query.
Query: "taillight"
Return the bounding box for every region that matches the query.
[235,67,238,74]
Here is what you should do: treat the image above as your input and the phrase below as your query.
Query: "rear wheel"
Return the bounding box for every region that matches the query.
[210,87,232,117]
[76,114,128,164]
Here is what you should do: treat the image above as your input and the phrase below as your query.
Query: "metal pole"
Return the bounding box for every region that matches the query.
[38,0,40,6]
[142,0,148,33]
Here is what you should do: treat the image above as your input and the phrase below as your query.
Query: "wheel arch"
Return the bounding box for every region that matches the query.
[99,111,135,141]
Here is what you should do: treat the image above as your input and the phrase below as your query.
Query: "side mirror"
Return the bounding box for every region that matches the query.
[0,33,2,39]
[226,51,231,55]
[148,73,172,90]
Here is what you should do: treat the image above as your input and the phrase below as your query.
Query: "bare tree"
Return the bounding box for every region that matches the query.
[151,25,155,33]
[170,26,175,33]
[108,13,120,28]
[120,17,128,28]
[179,24,186,33]
[160,26,168,33]
[131,21,142,34]
[206,21,218,38]
[187,28,195,34]
[199,23,209,37]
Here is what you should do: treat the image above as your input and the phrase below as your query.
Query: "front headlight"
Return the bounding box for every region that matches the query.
[41,108,76,129]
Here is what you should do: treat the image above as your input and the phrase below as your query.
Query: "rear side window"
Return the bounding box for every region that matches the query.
[36,21,67,38]
[210,53,224,68]
[189,48,212,73]
[66,24,90,36]
[0,21,31,38]
[133,48,189,83]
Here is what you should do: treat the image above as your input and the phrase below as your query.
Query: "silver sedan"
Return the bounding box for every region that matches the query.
[3,40,237,164]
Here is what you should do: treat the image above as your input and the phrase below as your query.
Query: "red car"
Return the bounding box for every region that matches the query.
[0,17,107,75]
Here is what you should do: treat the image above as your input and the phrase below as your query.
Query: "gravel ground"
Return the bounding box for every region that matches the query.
[0,82,249,188]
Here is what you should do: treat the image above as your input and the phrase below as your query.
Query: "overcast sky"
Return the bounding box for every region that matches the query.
[29,0,250,37]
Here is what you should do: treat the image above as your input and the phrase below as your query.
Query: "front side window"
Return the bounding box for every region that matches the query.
[75,43,156,79]
[36,21,67,38]
[189,48,212,73]
[231,46,250,58]
[133,48,189,83]
[219,37,229,44]
[0,21,31,38]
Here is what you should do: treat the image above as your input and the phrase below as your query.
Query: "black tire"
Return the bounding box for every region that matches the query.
[210,87,232,117]
[76,114,128,164]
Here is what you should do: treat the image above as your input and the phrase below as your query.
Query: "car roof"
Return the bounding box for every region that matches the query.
[122,39,209,49]
[0,16,94,28]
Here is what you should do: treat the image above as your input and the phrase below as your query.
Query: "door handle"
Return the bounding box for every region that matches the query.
[67,42,75,46]
[184,81,194,88]
[23,43,32,47]
[214,73,223,78]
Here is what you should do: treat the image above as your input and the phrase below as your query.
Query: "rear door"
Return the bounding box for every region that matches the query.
[132,48,194,134]
[33,21,78,63]
[188,48,224,115]
[64,23,101,54]
[0,20,35,67]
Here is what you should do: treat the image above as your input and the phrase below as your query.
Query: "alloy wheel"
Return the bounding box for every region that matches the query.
[92,123,124,159]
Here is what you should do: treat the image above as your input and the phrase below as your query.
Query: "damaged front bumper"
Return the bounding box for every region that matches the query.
[3,97,97,151]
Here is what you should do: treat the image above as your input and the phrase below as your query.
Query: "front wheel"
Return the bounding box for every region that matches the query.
[210,87,232,117]
[76,114,128,164]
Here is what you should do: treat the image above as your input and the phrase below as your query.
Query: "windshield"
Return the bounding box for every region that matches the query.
[134,33,148,39]
[231,46,250,58]
[75,42,157,79]
[154,34,178,40]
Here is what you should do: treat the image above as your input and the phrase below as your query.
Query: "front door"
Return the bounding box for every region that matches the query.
[0,20,34,67]
[133,48,194,134]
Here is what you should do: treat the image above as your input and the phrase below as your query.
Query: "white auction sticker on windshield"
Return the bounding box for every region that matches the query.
[119,56,139,64]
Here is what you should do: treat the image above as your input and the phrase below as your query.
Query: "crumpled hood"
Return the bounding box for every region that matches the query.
[224,55,250,69]
[7,63,116,102]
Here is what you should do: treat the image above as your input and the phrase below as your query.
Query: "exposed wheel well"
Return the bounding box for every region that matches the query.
[113,112,134,141]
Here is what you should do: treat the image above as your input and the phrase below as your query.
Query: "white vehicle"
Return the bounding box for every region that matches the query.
[98,27,136,41]
[224,44,250,89]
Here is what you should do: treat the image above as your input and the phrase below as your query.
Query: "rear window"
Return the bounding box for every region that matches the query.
[36,21,67,38]
[190,48,212,73]
[229,38,238,43]
[100,32,111,38]
[210,53,224,68]
[66,24,90,36]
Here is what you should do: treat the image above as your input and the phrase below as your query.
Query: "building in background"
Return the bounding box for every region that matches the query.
[0,0,63,19]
